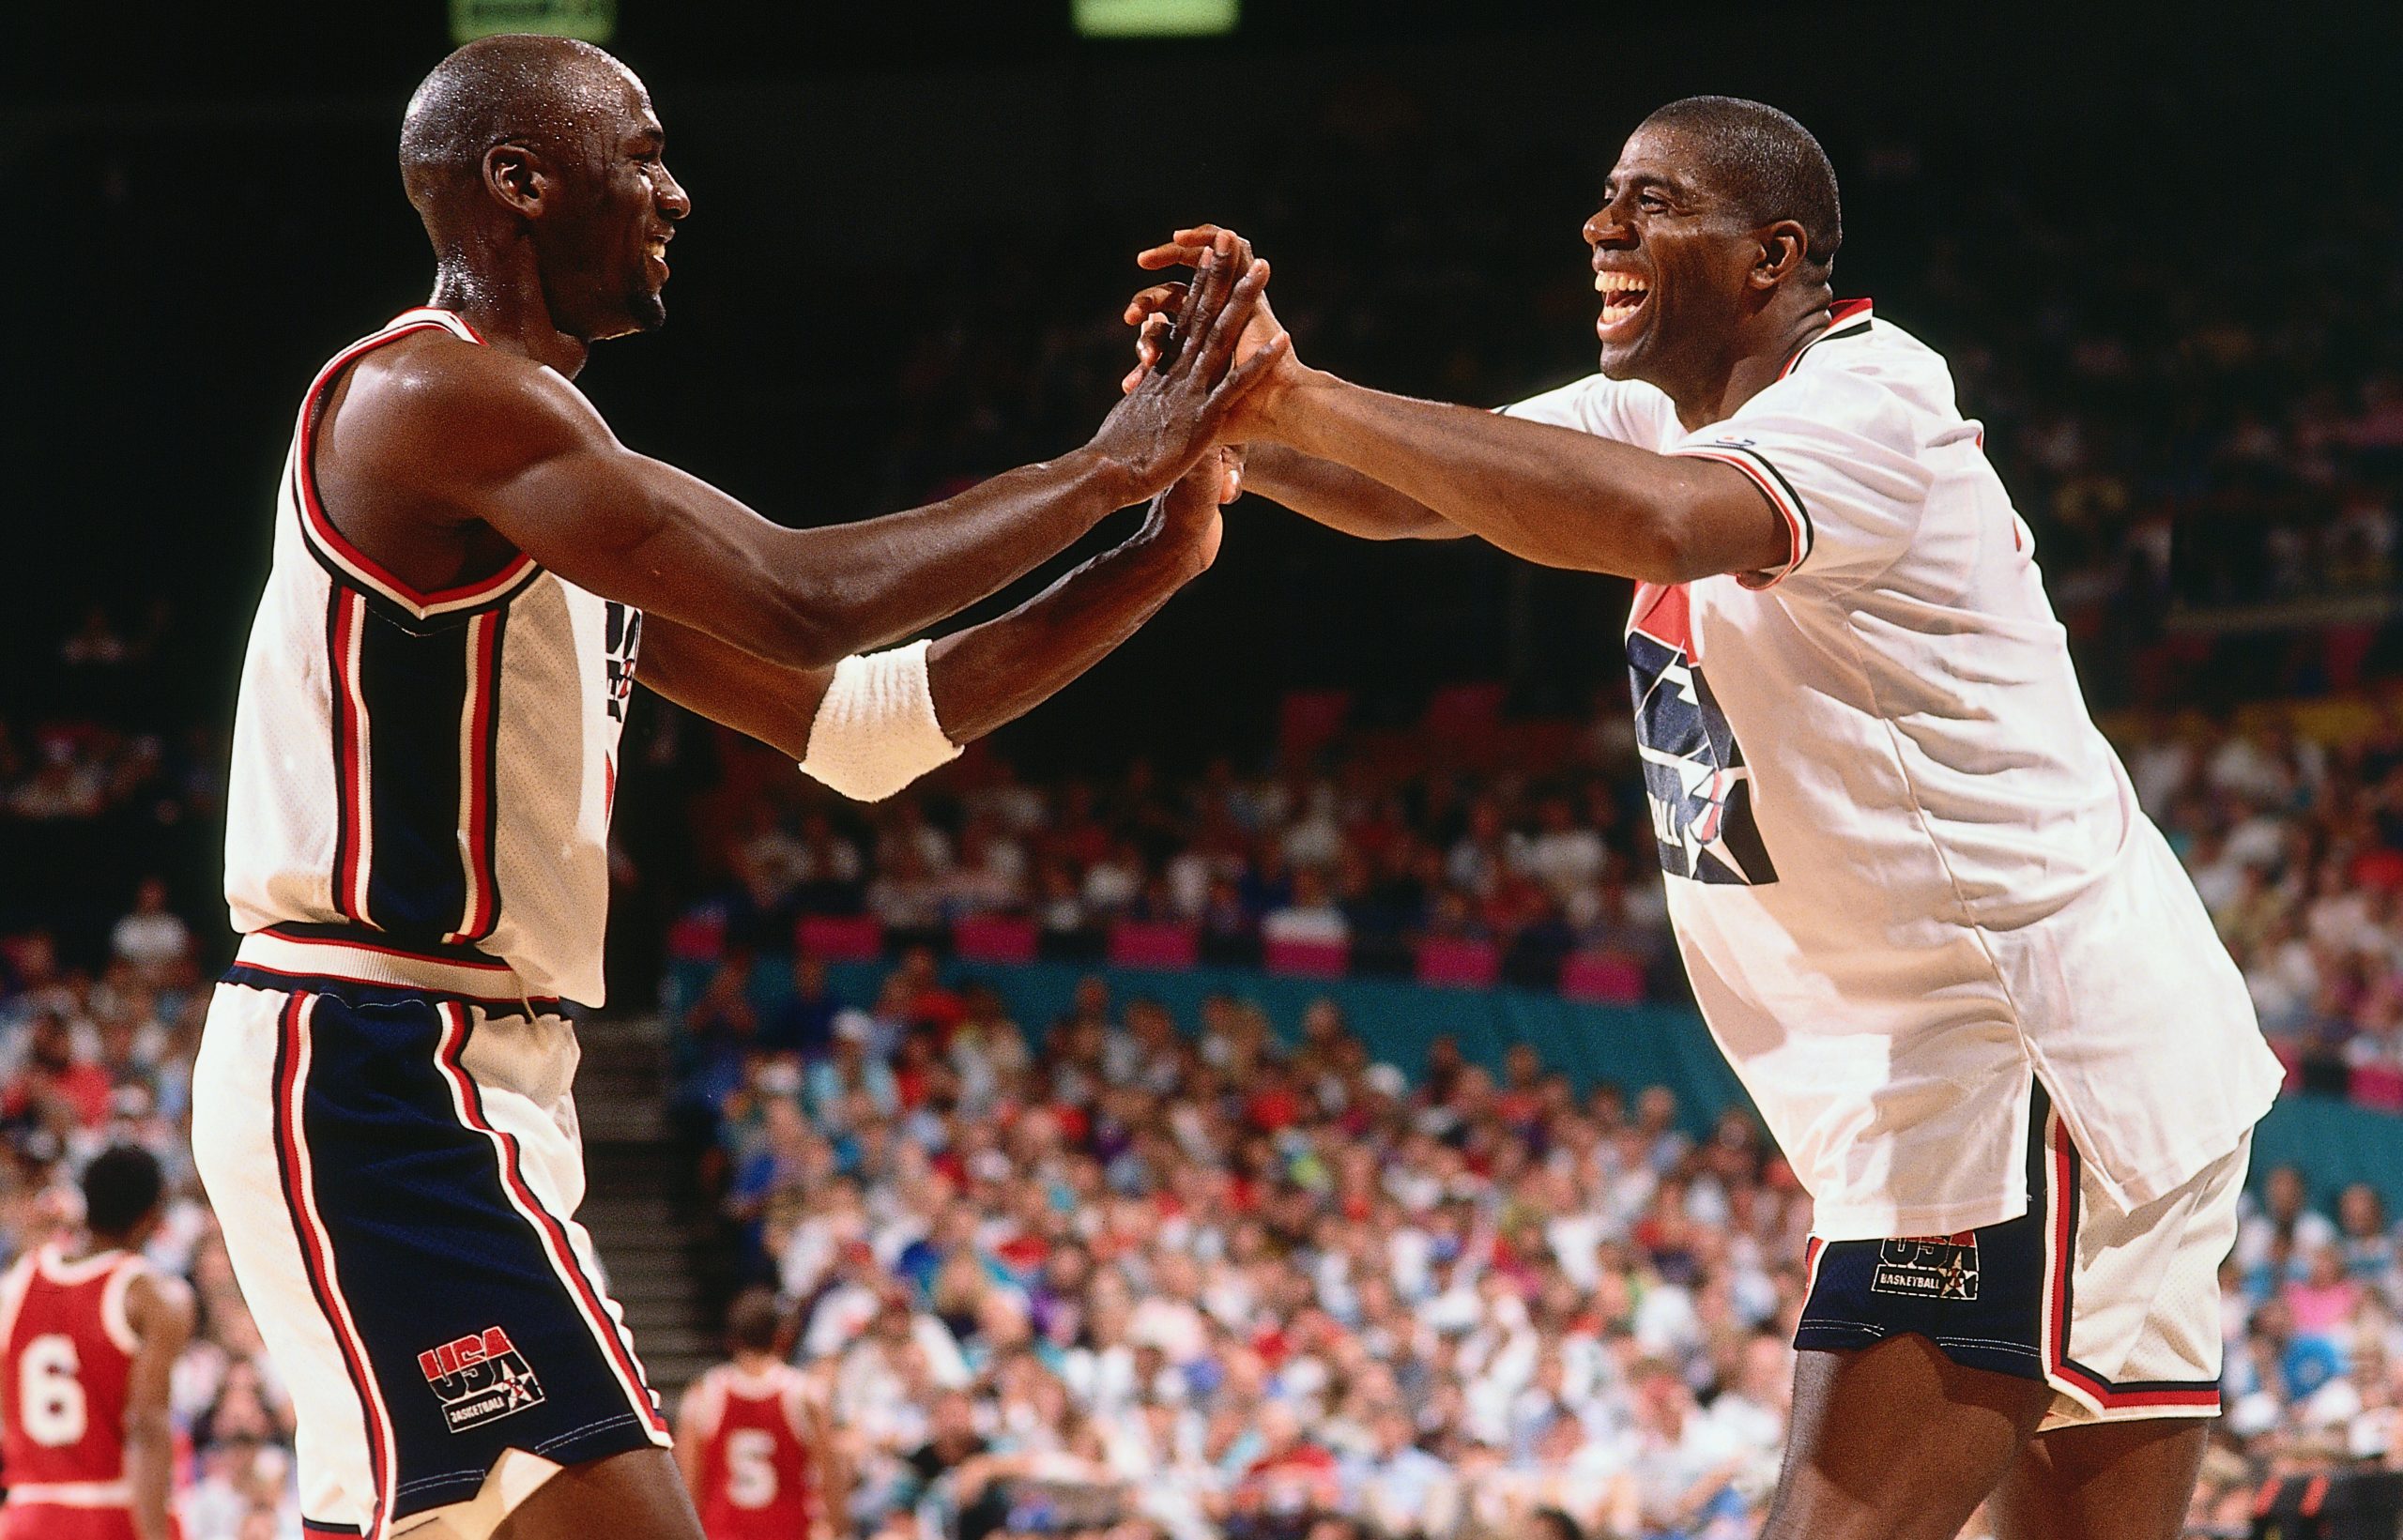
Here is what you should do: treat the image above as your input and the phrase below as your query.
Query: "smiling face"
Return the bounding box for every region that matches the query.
[530,66,689,341]
[1584,122,1776,388]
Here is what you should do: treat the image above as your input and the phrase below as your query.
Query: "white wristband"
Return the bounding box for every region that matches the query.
[796,640,962,802]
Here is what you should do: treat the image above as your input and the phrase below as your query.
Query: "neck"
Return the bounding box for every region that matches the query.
[428,245,589,378]
[732,1349,780,1374]
[1662,287,1834,433]
[63,1233,131,1264]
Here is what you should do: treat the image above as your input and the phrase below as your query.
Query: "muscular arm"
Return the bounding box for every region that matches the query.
[124,1272,196,1540]
[1251,370,1785,583]
[330,241,1276,672]
[1241,443,1467,541]
[636,470,1222,762]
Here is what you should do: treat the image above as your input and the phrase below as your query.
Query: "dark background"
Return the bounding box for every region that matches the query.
[5,0,2396,953]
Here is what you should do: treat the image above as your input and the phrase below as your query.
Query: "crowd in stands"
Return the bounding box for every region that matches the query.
[0,881,312,1539]
[672,950,2403,1540]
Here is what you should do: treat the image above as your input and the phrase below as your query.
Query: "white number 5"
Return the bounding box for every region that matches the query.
[725,1426,778,1509]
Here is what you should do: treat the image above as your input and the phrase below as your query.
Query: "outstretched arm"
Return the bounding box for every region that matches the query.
[347,235,1280,671]
[1252,372,1783,581]
[636,456,1231,781]
[1130,227,1782,582]
[1239,443,1466,541]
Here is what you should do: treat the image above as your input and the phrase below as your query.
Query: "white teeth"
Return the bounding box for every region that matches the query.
[1593,271,1647,294]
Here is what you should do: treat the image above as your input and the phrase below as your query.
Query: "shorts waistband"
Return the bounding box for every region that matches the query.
[234,926,546,1005]
[6,1479,132,1507]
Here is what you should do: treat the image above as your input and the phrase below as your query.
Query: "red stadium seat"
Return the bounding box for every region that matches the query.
[1559,950,1646,1003]
[795,913,885,962]
[1109,921,1200,969]
[666,908,727,962]
[1263,938,1351,978]
[2353,1064,2403,1112]
[1415,937,1499,989]
[953,914,1038,964]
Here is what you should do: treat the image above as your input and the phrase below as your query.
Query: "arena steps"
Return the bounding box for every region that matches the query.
[573,1014,720,1405]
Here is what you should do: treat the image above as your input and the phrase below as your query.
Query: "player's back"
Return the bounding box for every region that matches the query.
[684,1360,819,1540]
[222,308,641,1006]
[0,1245,145,1531]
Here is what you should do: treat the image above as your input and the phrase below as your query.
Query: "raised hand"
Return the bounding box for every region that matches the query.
[1086,230,1290,500]
[1121,225,1299,404]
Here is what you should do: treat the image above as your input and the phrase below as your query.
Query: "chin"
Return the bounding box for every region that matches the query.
[627,290,667,332]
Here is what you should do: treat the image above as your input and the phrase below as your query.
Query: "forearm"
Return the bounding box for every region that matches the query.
[1244,443,1463,541]
[126,1417,174,1540]
[926,504,1206,742]
[773,447,1144,663]
[1255,370,1704,579]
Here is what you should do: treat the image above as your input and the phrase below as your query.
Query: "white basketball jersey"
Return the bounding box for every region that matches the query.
[223,308,639,1006]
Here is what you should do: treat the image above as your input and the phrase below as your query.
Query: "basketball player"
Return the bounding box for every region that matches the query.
[0,1146,196,1540]
[1123,98,2283,1540]
[674,1290,841,1540]
[191,32,1280,1540]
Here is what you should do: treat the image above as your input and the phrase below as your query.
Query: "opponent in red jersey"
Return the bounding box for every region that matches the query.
[674,1291,845,1540]
[0,1146,196,1540]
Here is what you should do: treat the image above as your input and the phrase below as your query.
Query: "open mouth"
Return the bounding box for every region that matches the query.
[1595,270,1649,334]
[644,235,671,273]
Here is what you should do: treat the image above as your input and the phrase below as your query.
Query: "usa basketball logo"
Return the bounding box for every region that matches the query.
[1870,1234,1982,1301]
[1626,584,1776,885]
[420,1326,547,1432]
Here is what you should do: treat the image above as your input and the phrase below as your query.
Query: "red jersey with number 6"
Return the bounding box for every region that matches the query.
[0,1244,147,1531]
[684,1362,819,1540]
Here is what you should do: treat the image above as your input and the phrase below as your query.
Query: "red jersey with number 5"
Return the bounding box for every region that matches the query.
[0,1245,145,1509]
[684,1362,819,1540]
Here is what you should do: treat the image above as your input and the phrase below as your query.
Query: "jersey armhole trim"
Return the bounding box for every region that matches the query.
[99,1258,143,1358]
[291,318,543,625]
[1668,445,1814,589]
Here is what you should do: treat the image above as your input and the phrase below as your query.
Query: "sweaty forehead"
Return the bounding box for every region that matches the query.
[1607,123,1723,203]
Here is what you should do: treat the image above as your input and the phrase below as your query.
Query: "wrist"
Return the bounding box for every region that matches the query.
[1248,363,1336,450]
[1065,443,1154,511]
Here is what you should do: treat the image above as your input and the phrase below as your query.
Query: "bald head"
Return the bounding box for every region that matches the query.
[1639,96,1842,270]
[400,34,640,212]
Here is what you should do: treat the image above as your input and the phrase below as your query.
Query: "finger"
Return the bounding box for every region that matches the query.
[1134,225,1225,270]
[1171,236,1236,367]
[1194,258,1270,380]
[1135,242,1212,272]
[1204,329,1292,412]
[1121,282,1186,327]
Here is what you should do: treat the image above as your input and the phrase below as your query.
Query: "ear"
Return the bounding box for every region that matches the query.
[1751,220,1811,289]
[482,142,556,221]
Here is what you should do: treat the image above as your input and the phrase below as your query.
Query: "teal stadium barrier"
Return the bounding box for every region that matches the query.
[665,956,2403,1212]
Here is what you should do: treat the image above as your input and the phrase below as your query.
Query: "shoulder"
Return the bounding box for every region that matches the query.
[339,332,618,478]
[125,1265,196,1341]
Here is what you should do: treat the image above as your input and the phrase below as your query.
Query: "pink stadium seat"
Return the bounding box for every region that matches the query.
[1263,938,1351,978]
[2353,1064,2403,1112]
[666,908,727,962]
[1559,950,1646,1003]
[795,914,885,962]
[1415,937,1499,989]
[953,914,1038,965]
[1109,922,1200,969]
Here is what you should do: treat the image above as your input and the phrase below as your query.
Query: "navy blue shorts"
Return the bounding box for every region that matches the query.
[195,929,670,1538]
[1795,1081,2239,1425]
